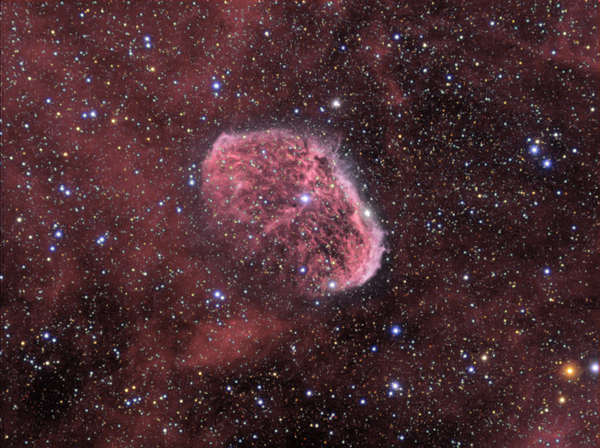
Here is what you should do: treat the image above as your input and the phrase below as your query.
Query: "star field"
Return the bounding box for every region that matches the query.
[2,1,598,447]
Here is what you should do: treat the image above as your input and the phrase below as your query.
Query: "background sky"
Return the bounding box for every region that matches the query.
[2,1,598,447]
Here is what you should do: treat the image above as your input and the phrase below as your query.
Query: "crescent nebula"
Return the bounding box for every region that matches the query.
[201,129,386,298]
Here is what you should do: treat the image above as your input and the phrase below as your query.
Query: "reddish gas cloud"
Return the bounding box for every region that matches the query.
[200,129,386,298]
[180,309,285,367]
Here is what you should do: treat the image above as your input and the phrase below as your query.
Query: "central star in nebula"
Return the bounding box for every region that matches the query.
[200,129,385,298]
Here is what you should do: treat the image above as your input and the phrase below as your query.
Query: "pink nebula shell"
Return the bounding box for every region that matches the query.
[201,129,385,297]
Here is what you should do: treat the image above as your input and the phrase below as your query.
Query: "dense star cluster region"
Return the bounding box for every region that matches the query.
[201,130,386,298]
[2,1,599,447]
